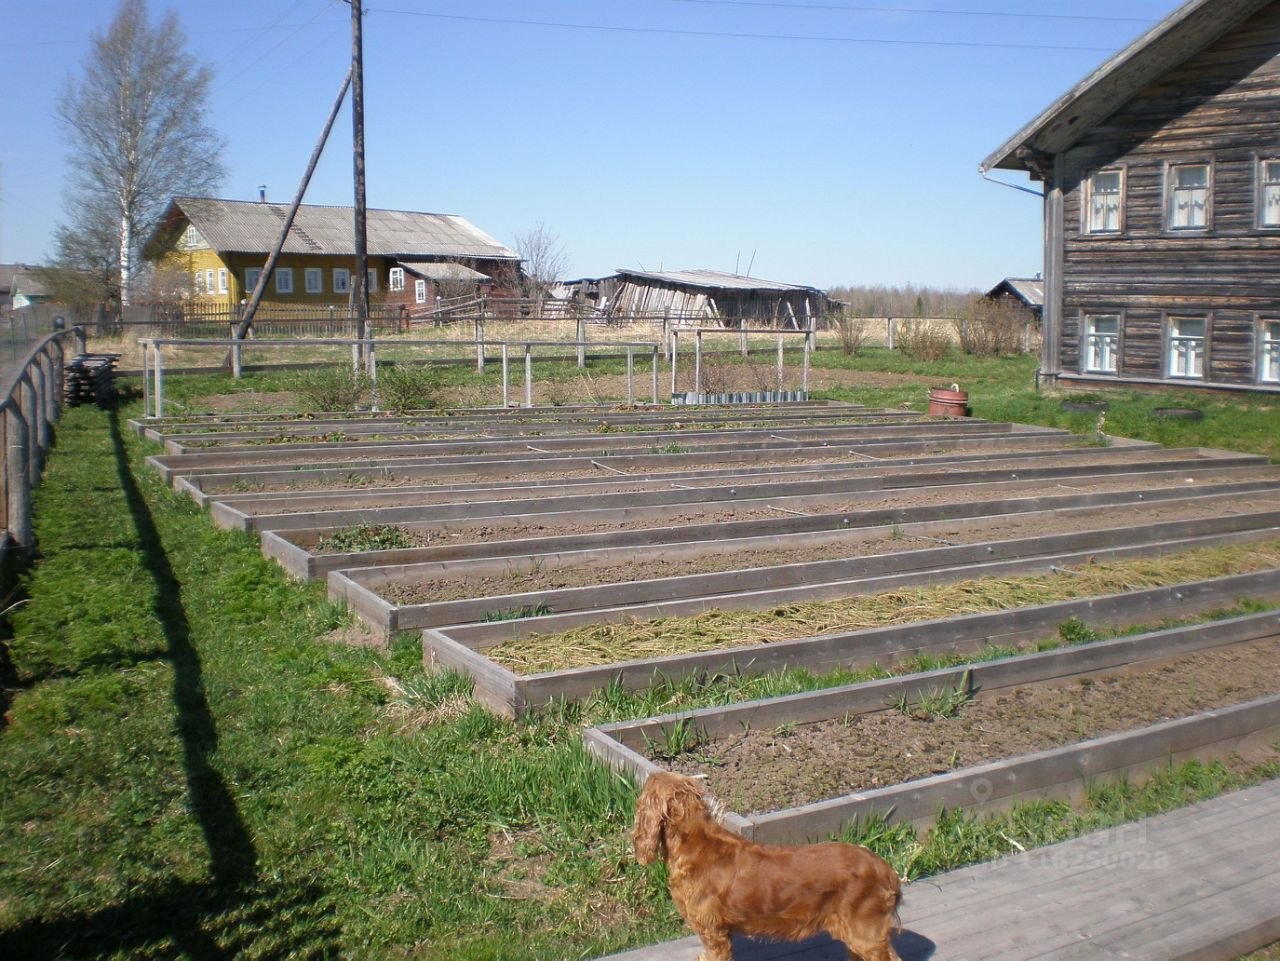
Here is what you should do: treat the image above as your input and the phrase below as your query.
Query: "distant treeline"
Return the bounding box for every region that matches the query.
[827,284,981,319]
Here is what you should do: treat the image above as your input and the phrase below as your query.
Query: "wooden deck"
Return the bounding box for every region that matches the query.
[597,778,1280,961]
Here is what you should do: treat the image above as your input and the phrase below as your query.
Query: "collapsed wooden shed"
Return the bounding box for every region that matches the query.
[597,268,834,327]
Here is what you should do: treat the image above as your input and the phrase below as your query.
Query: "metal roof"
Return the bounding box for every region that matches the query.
[150,197,519,260]
[982,0,1276,173]
[614,268,819,293]
[985,277,1044,307]
[398,261,491,282]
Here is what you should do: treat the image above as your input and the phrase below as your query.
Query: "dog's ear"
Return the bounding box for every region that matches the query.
[632,775,670,865]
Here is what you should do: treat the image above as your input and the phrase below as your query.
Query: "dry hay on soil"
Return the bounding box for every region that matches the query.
[487,539,1280,674]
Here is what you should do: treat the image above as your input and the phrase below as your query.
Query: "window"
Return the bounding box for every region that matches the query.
[415,278,427,304]
[1085,169,1123,233]
[389,267,405,292]
[367,268,378,293]
[332,268,350,293]
[1168,316,1205,378]
[204,269,215,294]
[275,267,294,294]
[193,271,204,294]
[1168,163,1210,230]
[182,225,201,248]
[1262,320,1280,383]
[1084,315,1119,373]
[1260,160,1280,227]
[304,267,323,294]
[217,268,228,294]
[245,267,261,293]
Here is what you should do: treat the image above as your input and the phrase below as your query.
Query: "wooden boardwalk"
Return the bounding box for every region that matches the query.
[597,778,1280,961]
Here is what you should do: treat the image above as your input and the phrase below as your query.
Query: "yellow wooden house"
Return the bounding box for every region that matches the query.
[143,196,520,313]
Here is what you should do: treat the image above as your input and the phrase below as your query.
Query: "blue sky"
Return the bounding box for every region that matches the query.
[1,0,1186,289]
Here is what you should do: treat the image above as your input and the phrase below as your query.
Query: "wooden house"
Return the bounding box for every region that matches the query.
[984,277,1044,326]
[143,197,520,315]
[599,269,834,327]
[982,0,1280,392]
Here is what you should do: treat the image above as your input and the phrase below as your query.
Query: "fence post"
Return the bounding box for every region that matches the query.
[21,374,42,486]
[501,343,509,408]
[231,337,243,379]
[625,346,634,405]
[886,317,895,351]
[74,326,86,355]
[740,321,748,357]
[475,318,486,373]
[670,329,679,400]
[49,340,64,425]
[38,350,57,433]
[662,310,671,361]
[7,398,31,548]
[651,345,659,405]
[367,340,378,411]
[777,334,784,392]
[524,343,533,408]
[803,328,812,395]
[142,341,152,417]
[577,316,585,368]
[153,344,164,418]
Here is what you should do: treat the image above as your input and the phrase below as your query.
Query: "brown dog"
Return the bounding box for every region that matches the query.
[633,771,902,961]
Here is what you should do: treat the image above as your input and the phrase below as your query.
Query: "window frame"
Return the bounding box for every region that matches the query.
[1082,313,1120,374]
[1166,161,1212,232]
[332,268,350,294]
[1166,315,1207,380]
[193,271,205,295]
[245,267,262,293]
[389,267,405,292]
[1083,167,1125,236]
[1257,157,1280,229]
[1260,318,1280,384]
[367,268,378,293]
[217,268,228,294]
[304,267,323,294]
[414,278,427,304]
[275,267,294,294]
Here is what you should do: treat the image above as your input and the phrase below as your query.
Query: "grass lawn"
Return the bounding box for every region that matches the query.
[1,350,1278,958]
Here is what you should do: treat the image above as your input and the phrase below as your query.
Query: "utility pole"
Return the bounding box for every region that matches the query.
[350,0,370,347]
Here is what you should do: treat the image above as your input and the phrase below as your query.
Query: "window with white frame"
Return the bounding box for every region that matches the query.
[1262,320,1280,383]
[182,225,201,249]
[1085,169,1123,234]
[304,267,323,293]
[245,267,262,293]
[204,269,215,294]
[1168,163,1210,230]
[1168,316,1206,378]
[193,271,205,294]
[275,267,294,294]
[367,268,378,293]
[1260,160,1280,227]
[389,267,405,292]
[217,268,228,294]
[332,268,350,293]
[414,278,427,304]
[1083,314,1119,373]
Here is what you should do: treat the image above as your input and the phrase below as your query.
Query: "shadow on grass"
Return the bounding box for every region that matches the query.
[0,411,342,957]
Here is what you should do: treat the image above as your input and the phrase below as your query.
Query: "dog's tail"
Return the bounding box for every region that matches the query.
[886,878,903,935]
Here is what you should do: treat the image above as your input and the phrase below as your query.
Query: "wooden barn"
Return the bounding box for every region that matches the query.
[985,277,1045,325]
[596,269,834,327]
[982,0,1280,392]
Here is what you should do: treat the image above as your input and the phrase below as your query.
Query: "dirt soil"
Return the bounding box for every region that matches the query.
[660,636,1280,814]
[311,466,1280,552]
[378,493,1280,604]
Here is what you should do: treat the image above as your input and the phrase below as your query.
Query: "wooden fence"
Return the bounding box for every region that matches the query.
[1,326,86,553]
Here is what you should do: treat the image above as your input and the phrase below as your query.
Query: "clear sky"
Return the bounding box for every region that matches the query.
[0,0,1187,290]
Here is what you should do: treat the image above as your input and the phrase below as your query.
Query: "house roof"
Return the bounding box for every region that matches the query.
[146,197,520,261]
[0,263,24,294]
[7,266,50,300]
[614,268,820,293]
[982,0,1276,173]
[398,261,491,283]
[985,277,1044,308]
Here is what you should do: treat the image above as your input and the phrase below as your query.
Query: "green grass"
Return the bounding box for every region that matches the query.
[3,356,1279,957]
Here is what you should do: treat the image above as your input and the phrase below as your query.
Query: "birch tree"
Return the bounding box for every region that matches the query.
[54,0,225,305]
[513,222,569,304]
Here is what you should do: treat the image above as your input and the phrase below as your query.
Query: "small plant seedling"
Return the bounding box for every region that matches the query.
[892,670,972,721]
[644,718,700,760]
[482,603,552,622]
[314,523,414,553]
[1057,616,1099,645]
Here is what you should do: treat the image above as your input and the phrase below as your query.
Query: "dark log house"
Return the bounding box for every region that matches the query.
[982,0,1280,392]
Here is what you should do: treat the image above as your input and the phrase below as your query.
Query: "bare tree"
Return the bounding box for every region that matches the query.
[53,0,225,306]
[513,222,569,304]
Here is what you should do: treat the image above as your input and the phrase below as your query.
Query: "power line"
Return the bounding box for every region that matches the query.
[665,0,1154,24]
[369,6,1118,52]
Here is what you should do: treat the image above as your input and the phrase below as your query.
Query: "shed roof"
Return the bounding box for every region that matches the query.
[146,197,519,261]
[614,268,819,293]
[398,261,491,283]
[982,0,1276,173]
[985,277,1044,308]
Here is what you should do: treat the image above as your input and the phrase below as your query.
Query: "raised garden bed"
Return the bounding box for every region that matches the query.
[331,501,1280,633]
[582,609,1280,842]
[422,567,1280,717]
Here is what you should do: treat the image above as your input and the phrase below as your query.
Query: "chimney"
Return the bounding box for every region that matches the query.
[258,184,267,203]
